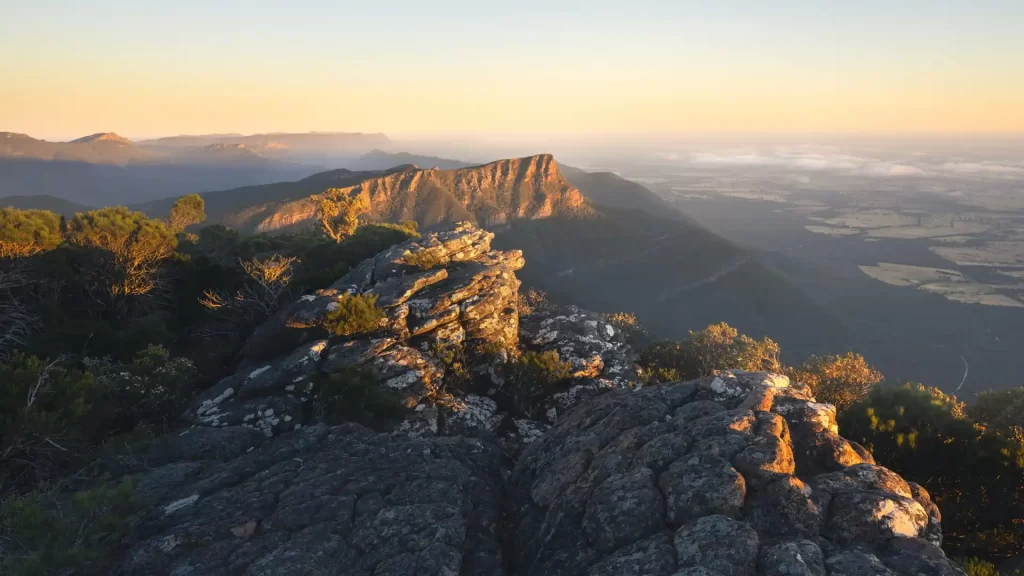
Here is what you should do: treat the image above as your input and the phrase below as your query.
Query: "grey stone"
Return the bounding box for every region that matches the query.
[660,453,746,525]
[673,515,759,576]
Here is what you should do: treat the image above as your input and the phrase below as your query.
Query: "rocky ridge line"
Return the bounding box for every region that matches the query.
[118,222,963,575]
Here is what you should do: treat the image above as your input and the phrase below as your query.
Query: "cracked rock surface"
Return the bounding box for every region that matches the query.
[123,424,504,576]
[508,370,963,576]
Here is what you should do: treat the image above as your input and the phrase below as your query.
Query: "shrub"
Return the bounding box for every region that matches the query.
[315,368,407,426]
[320,293,386,337]
[93,344,198,434]
[840,383,1024,560]
[0,354,100,487]
[971,387,1024,431]
[788,352,883,413]
[957,558,999,576]
[0,208,63,259]
[639,322,780,383]
[603,311,648,347]
[505,350,573,417]
[516,289,548,317]
[0,480,140,576]
[402,249,446,270]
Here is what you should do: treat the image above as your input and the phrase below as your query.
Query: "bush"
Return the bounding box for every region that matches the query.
[402,249,447,270]
[602,311,648,347]
[91,344,198,434]
[957,558,999,576]
[505,350,573,417]
[639,322,780,383]
[320,293,386,337]
[0,480,140,576]
[0,208,63,259]
[840,383,1024,560]
[516,289,548,317]
[315,368,407,426]
[971,387,1024,431]
[0,354,100,487]
[788,352,883,413]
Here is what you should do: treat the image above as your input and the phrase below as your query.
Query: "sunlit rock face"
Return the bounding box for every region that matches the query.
[251,154,591,233]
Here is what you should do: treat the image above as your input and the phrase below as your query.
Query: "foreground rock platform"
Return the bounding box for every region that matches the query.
[124,371,962,576]
[509,370,962,576]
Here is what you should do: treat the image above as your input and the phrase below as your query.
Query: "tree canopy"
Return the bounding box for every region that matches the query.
[314,189,370,243]
[65,207,177,297]
[0,208,63,259]
[167,194,206,233]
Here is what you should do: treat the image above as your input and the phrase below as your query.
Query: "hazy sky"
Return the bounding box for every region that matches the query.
[3,0,1023,139]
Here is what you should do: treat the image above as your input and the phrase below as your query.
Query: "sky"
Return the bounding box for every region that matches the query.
[2,0,1024,140]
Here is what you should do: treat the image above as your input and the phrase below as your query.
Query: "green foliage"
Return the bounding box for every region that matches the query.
[602,311,649,347]
[505,350,573,417]
[167,194,206,233]
[840,383,1024,560]
[320,293,386,337]
[0,480,140,576]
[315,368,407,426]
[971,387,1024,432]
[65,207,177,297]
[402,249,447,270]
[956,557,999,576]
[788,352,883,413]
[429,340,471,392]
[639,322,781,383]
[0,208,63,259]
[0,347,195,489]
[314,189,370,243]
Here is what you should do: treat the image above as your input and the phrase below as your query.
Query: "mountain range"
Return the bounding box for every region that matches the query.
[0,131,389,206]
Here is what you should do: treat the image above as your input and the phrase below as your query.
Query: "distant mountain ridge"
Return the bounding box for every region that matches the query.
[138,131,391,159]
[172,154,590,233]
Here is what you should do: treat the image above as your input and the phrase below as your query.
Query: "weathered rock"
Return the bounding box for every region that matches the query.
[673,515,760,576]
[758,540,826,576]
[122,424,504,576]
[509,375,955,576]
[825,550,898,576]
[660,453,746,525]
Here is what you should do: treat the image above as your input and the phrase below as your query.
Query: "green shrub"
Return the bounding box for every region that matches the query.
[320,293,386,337]
[402,249,447,271]
[0,480,140,576]
[315,368,407,426]
[957,558,999,576]
[841,383,1024,560]
[639,322,781,383]
[788,352,883,413]
[602,311,648,347]
[516,289,548,317]
[0,354,101,487]
[505,350,573,417]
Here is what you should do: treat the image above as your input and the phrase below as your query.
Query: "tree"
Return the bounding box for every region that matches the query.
[314,189,370,243]
[639,322,781,382]
[200,254,298,319]
[65,207,177,298]
[788,352,883,412]
[0,208,63,259]
[166,194,206,233]
[840,383,1024,561]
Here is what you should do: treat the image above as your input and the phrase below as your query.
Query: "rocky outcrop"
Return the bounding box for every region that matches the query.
[509,370,961,576]
[251,155,590,233]
[122,424,505,576]
[125,224,962,576]
[124,371,962,576]
[186,222,633,442]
